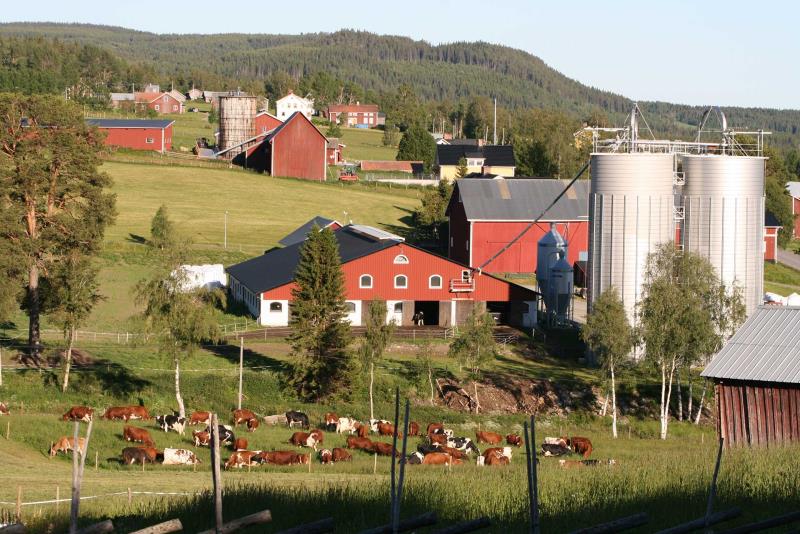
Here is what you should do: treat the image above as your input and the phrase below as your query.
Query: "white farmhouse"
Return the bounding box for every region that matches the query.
[276,91,314,120]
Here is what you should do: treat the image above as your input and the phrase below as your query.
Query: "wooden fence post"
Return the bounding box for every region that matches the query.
[389,388,400,531]
[128,518,184,534]
[56,485,60,513]
[128,487,132,506]
[393,399,411,534]
[70,422,80,534]
[704,437,724,527]
[238,338,244,410]
[15,486,21,523]
[210,413,223,533]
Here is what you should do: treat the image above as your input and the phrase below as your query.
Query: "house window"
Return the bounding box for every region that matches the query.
[393,302,403,313]
[344,302,356,313]
[429,275,442,289]
[163,95,169,102]
[145,138,154,144]
[394,254,409,265]
[172,105,178,111]
[154,105,160,111]
[269,302,282,313]
[394,275,408,289]
[461,270,471,282]
[359,274,373,288]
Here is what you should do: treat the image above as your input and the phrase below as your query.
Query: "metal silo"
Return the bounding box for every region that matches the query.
[218,95,257,157]
[682,155,765,314]
[536,224,567,301]
[588,152,676,325]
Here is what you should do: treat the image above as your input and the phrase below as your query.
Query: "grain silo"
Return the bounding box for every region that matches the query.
[217,95,257,157]
[682,155,766,314]
[587,152,676,326]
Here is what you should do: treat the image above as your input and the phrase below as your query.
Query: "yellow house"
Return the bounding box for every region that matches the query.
[436,144,516,181]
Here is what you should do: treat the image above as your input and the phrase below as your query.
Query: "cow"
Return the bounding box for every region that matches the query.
[122,447,153,465]
[446,437,480,455]
[259,450,308,466]
[225,450,262,470]
[476,431,503,445]
[369,419,391,433]
[346,436,373,451]
[424,452,462,465]
[50,436,86,457]
[233,409,257,426]
[567,437,593,459]
[246,418,259,432]
[162,448,200,465]
[233,438,248,451]
[155,414,187,435]
[372,442,399,457]
[286,410,309,428]
[559,459,616,469]
[332,448,352,463]
[189,411,211,426]
[485,453,510,466]
[0,402,8,416]
[103,406,150,421]
[61,406,93,422]
[193,430,210,447]
[123,426,155,447]
[319,449,333,464]
[205,424,235,445]
[428,433,447,446]
[541,443,571,457]
[336,417,359,434]
[323,412,339,431]
[407,421,420,437]
[355,423,369,438]
[506,434,523,447]
[377,422,401,438]
[427,423,444,435]
[439,446,467,460]
[483,447,513,461]
[263,414,285,426]
[137,446,160,463]
[290,430,323,450]
[407,452,424,464]
[543,436,568,447]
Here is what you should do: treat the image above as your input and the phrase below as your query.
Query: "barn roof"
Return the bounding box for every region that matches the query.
[436,145,515,167]
[278,216,341,247]
[85,118,174,129]
[449,178,589,222]
[702,306,800,384]
[787,181,800,199]
[226,225,401,294]
[765,210,781,228]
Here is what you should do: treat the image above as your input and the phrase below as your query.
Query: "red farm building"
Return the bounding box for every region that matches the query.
[787,182,800,238]
[446,178,589,275]
[764,211,781,263]
[241,112,327,181]
[323,103,382,128]
[255,111,282,134]
[134,92,184,115]
[226,224,538,328]
[86,118,174,153]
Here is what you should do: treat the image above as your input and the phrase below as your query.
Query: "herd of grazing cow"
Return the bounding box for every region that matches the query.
[47,404,610,470]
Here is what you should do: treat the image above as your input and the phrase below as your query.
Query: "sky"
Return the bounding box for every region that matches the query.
[2,0,797,109]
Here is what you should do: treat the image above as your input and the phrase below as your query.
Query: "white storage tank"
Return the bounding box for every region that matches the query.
[588,152,676,325]
[218,95,257,157]
[549,254,574,322]
[536,223,567,302]
[682,155,765,314]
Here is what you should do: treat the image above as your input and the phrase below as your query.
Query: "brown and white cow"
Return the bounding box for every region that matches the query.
[193,430,210,447]
[428,433,447,446]
[427,422,444,435]
[103,406,150,421]
[476,430,503,445]
[246,418,259,432]
[289,430,323,450]
[438,445,467,460]
[50,436,86,457]
[567,437,593,459]
[232,409,257,426]
[123,425,155,447]
[355,423,369,438]
[371,442,399,457]
[346,436,373,451]
[162,448,200,465]
[485,453,510,466]
[423,452,459,465]
[122,447,151,465]
[336,417,359,434]
[258,450,308,466]
[506,434,523,447]
[189,411,211,426]
[233,438,248,451]
[319,449,333,464]
[332,447,352,462]
[62,406,93,422]
[137,446,160,463]
[225,450,262,470]
[482,447,513,461]
[0,402,8,416]
[407,421,420,437]
[377,422,401,438]
[323,412,339,431]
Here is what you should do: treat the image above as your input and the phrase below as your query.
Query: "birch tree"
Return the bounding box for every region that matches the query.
[360,300,394,420]
[582,287,632,438]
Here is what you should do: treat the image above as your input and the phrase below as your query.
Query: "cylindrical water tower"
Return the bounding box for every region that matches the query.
[218,95,257,157]
[682,155,765,314]
[588,153,676,326]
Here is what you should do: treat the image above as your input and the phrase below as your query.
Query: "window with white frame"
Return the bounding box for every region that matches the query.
[394,254,409,265]
[154,105,160,111]
[145,138,154,144]
[344,302,356,313]
[163,95,168,102]
[393,302,403,313]
[172,105,178,111]
[359,274,373,288]
[269,302,282,313]
[394,274,408,289]
[429,275,442,289]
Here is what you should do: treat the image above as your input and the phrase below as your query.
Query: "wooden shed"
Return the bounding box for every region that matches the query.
[702,306,800,447]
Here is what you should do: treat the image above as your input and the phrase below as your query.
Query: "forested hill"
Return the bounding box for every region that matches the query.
[1,22,798,145]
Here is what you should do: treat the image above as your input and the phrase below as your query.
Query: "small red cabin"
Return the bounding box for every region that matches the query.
[85,118,174,153]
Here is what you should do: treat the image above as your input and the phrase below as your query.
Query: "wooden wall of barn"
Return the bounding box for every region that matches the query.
[715,380,800,447]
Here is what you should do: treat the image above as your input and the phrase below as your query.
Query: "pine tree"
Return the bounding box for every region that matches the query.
[360,300,395,420]
[455,157,469,179]
[288,226,354,400]
[150,205,176,250]
[326,119,342,139]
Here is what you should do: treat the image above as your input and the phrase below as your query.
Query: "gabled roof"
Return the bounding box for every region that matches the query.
[765,210,781,228]
[327,103,380,113]
[448,178,589,222]
[226,225,401,294]
[86,118,174,129]
[265,112,326,144]
[702,306,800,384]
[437,144,515,167]
[277,91,313,105]
[787,181,800,199]
[110,92,134,101]
[278,216,341,247]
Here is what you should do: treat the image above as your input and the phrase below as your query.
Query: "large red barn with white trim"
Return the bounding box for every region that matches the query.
[85,118,174,153]
[226,224,538,328]
[243,112,327,181]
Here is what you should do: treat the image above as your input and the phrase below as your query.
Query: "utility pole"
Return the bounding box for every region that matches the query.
[224,211,228,249]
[493,97,497,145]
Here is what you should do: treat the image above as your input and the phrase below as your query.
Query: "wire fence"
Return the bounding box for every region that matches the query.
[0,490,200,508]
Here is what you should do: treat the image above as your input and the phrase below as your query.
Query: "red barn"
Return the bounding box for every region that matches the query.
[446,178,589,274]
[226,224,538,327]
[255,111,282,134]
[764,211,781,263]
[135,92,184,114]
[85,118,174,153]
[788,182,800,238]
[323,103,381,127]
[243,112,327,181]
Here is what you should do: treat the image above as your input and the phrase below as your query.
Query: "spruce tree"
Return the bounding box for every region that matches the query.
[288,226,353,400]
[150,205,176,250]
[455,157,469,179]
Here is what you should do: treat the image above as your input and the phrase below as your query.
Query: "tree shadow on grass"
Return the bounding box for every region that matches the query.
[127,233,148,245]
[35,358,151,398]
[205,342,291,375]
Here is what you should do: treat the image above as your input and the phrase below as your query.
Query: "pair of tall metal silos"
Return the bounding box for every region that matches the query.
[588,152,765,328]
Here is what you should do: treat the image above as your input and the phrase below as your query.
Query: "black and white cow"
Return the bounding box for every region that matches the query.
[407,452,425,464]
[206,424,235,444]
[447,436,480,455]
[286,410,309,429]
[541,443,571,456]
[156,414,187,435]
[162,448,200,465]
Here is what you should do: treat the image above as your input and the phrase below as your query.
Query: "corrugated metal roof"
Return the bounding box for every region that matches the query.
[701,306,800,384]
[278,216,339,247]
[436,145,515,167]
[85,118,174,129]
[450,178,589,221]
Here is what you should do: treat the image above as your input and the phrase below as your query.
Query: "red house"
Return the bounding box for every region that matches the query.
[255,111,282,134]
[787,182,800,238]
[243,112,327,181]
[326,138,345,165]
[86,118,174,153]
[764,211,781,263]
[134,92,184,115]
[323,103,382,127]
[226,224,538,327]
[446,178,589,274]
